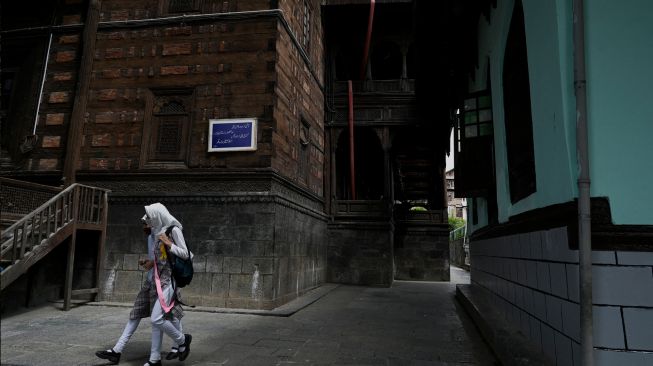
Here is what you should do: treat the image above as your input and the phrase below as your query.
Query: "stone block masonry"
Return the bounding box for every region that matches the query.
[101,190,327,310]
[327,222,394,287]
[469,227,653,366]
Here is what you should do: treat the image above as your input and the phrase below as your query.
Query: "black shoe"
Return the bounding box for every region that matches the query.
[143,361,162,366]
[165,347,179,360]
[95,349,121,364]
[178,334,192,361]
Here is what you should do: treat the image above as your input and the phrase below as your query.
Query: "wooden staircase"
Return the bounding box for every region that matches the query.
[1,181,110,310]
[395,147,437,202]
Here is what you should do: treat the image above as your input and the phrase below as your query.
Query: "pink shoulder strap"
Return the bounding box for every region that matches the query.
[153,254,175,313]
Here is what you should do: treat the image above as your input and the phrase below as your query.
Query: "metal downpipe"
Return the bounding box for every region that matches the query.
[572,0,593,364]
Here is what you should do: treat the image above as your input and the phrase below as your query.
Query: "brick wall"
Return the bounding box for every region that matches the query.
[84,17,278,171]
[28,13,84,172]
[271,1,325,196]
[470,227,653,366]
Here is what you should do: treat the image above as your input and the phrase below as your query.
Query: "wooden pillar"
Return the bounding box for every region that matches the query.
[95,191,108,301]
[63,0,100,185]
[63,187,80,311]
[381,128,392,203]
[381,127,392,202]
[329,129,339,217]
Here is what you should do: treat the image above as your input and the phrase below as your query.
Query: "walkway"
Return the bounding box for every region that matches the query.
[1,268,496,366]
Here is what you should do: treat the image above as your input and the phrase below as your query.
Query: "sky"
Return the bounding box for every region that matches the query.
[446,130,454,171]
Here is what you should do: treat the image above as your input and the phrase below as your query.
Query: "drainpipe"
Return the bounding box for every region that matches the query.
[33,33,53,135]
[348,80,356,200]
[572,0,593,365]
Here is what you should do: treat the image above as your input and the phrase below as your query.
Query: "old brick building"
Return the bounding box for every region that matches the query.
[1,0,468,309]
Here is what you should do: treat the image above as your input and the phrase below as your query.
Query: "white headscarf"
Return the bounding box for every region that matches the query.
[144,203,183,235]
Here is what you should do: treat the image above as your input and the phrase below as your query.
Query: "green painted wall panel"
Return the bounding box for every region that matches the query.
[469,0,577,232]
[585,0,653,224]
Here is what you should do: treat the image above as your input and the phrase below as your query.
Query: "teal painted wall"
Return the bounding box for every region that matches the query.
[585,0,653,225]
[469,0,577,232]
[468,0,653,232]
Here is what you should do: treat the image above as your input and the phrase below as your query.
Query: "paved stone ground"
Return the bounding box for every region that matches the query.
[1,267,496,366]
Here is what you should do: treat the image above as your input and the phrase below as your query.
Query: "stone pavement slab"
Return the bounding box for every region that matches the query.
[1,280,497,366]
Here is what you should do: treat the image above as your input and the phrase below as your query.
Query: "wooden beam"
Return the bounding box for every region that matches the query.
[95,192,108,301]
[71,288,98,296]
[63,0,100,185]
[63,188,80,311]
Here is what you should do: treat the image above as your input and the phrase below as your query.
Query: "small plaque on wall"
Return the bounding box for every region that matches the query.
[208,118,257,152]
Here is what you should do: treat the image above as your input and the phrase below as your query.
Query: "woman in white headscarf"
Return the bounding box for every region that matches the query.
[142,203,193,366]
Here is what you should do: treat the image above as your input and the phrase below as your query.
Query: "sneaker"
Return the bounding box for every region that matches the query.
[95,349,121,364]
[165,347,179,360]
[178,333,192,361]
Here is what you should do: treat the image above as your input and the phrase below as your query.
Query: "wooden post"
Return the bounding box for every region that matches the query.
[63,0,100,185]
[95,191,108,301]
[63,187,80,311]
[348,81,356,200]
[381,128,392,204]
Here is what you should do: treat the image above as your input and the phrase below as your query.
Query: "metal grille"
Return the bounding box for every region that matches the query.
[0,184,58,215]
[156,118,181,155]
[160,101,186,114]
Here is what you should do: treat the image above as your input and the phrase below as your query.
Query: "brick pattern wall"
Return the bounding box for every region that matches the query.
[278,0,324,73]
[83,16,278,171]
[27,3,85,172]
[470,227,653,366]
[272,4,325,195]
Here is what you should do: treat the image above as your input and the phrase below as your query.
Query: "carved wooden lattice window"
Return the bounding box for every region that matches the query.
[164,0,202,14]
[142,90,192,168]
[302,0,311,51]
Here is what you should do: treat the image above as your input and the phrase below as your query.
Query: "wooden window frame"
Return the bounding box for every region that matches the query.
[454,89,495,198]
[140,88,193,169]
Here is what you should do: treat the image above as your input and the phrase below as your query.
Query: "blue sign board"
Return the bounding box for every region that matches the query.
[208,118,257,152]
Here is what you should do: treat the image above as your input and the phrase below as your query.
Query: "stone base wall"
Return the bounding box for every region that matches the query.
[394,223,450,281]
[272,202,328,306]
[101,192,327,310]
[470,227,653,366]
[327,221,394,286]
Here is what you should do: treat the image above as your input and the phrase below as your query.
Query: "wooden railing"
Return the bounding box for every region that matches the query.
[335,200,390,220]
[1,183,110,310]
